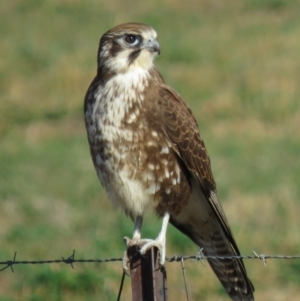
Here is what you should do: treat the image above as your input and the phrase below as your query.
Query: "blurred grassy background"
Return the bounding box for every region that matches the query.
[1,0,300,300]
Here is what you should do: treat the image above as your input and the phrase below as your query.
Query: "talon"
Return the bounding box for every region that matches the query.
[122,213,170,270]
[122,250,130,275]
[139,238,166,265]
[123,236,133,247]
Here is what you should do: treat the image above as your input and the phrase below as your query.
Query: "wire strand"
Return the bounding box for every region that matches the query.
[1,250,300,272]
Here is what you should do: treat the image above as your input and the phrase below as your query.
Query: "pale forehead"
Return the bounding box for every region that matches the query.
[140,27,157,40]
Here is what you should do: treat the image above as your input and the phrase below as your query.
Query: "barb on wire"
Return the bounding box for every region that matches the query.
[192,248,206,267]
[0,251,17,273]
[1,250,300,273]
[62,249,76,269]
[253,251,267,267]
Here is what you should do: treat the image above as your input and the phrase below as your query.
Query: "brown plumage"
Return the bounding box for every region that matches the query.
[84,22,254,300]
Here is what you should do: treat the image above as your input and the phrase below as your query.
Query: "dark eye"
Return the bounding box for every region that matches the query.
[124,35,140,45]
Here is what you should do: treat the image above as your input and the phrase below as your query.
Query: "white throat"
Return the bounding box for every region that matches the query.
[92,68,150,128]
[106,50,156,74]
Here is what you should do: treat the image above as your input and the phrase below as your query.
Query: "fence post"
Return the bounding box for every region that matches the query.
[127,246,168,301]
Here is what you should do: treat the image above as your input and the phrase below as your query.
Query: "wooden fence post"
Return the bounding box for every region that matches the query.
[127,246,168,301]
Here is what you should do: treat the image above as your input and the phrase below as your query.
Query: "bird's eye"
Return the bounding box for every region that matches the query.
[124,35,140,46]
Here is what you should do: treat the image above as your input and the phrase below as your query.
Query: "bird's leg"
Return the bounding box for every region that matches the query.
[132,215,143,241]
[123,215,143,246]
[123,213,170,268]
[139,212,170,265]
[122,215,143,271]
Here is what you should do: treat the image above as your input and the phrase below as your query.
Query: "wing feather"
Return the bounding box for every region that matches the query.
[159,84,232,231]
[158,83,254,300]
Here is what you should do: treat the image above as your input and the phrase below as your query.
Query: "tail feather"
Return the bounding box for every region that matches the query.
[170,218,254,301]
[196,230,254,300]
[169,176,254,300]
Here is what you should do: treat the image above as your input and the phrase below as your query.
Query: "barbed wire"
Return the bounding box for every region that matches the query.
[1,249,300,273]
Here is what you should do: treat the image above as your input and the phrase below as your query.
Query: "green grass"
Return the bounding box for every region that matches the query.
[1,0,300,300]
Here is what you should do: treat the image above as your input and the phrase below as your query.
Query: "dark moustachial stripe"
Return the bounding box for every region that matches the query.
[110,39,124,57]
[128,49,141,65]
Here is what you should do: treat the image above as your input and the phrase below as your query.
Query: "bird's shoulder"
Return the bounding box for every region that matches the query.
[144,73,217,195]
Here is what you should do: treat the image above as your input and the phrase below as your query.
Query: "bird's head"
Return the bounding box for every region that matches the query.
[97,23,160,74]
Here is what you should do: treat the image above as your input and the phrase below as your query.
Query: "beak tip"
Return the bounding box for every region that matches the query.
[145,39,160,55]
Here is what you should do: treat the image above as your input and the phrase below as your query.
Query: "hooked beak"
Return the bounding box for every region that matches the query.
[144,38,160,55]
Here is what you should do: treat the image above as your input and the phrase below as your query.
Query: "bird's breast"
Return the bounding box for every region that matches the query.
[85,72,191,218]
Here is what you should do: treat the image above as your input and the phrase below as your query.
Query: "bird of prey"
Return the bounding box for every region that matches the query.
[84,22,254,300]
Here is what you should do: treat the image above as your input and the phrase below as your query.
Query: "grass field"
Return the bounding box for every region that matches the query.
[1,0,300,300]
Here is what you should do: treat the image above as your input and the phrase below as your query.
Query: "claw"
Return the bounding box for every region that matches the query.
[139,238,166,265]
[123,236,138,275]
[122,250,131,275]
[122,212,170,269]
[123,236,135,248]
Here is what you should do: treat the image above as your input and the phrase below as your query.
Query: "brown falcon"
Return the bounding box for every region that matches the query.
[84,22,254,300]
